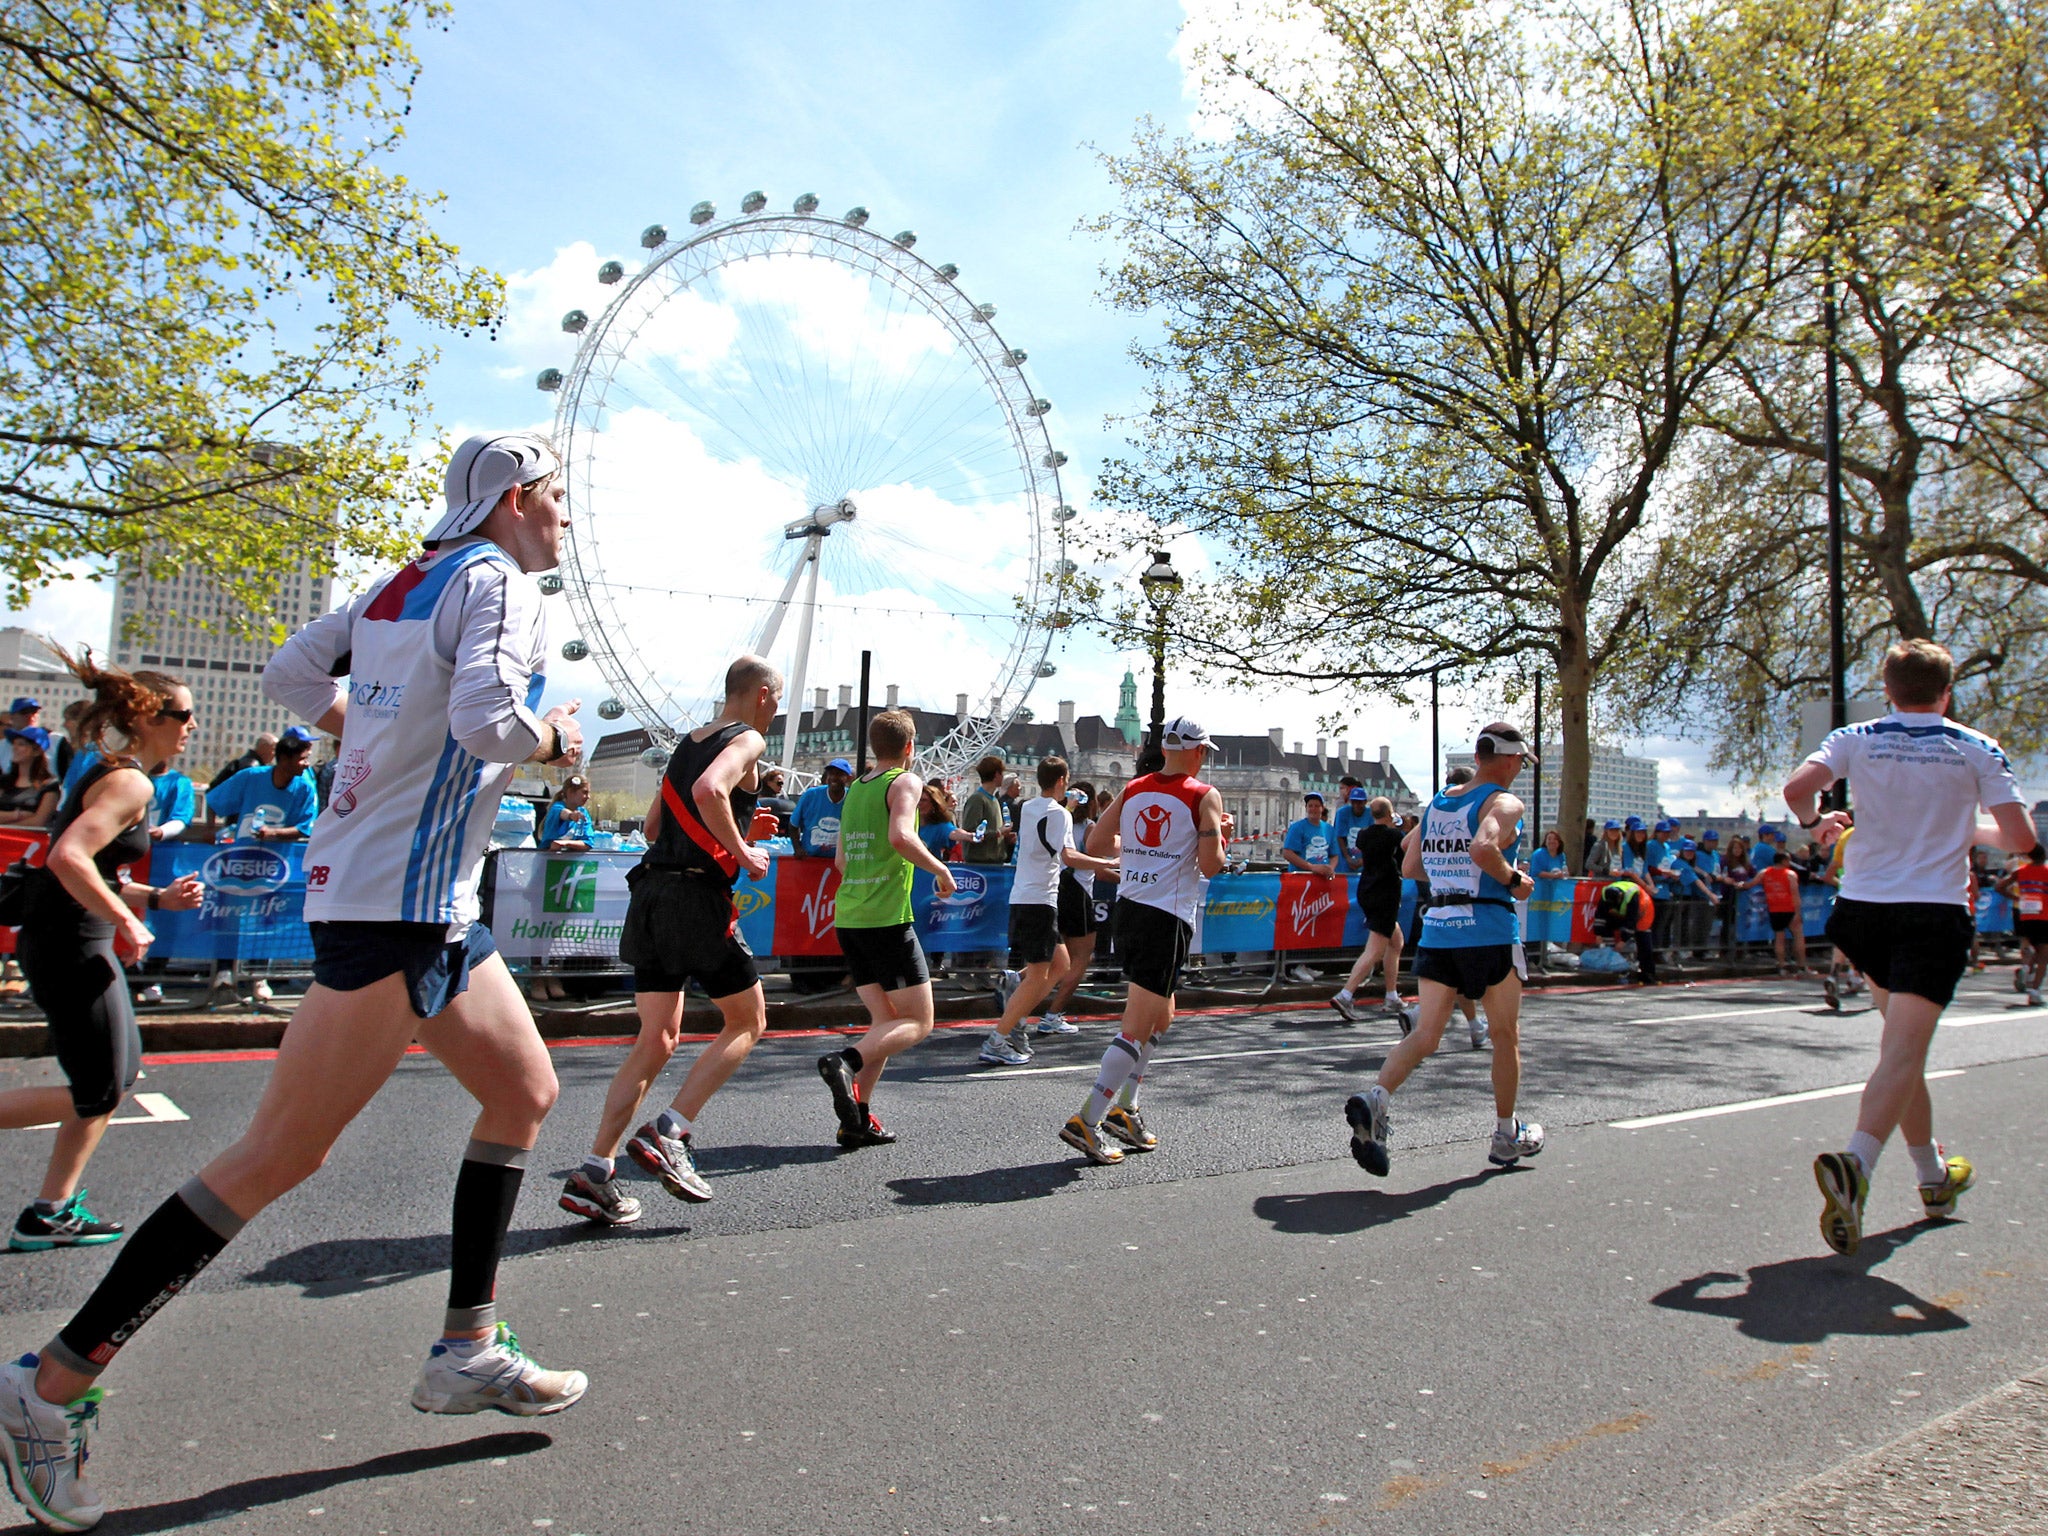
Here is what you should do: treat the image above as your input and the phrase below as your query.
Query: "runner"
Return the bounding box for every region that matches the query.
[1743,837,1808,974]
[1791,640,2033,1257]
[1329,795,1408,1024]
[815,710,956,1148]
[560,656,782,1225]
[1820,814,1867,1009]
[1058,717,1230,1165]
[0,653,205,1253]
[1038,782,1104,1033]
[1346,723,1544,1178]
[1995,844,2048,1006]
[0,432,591,1534]
[977,757,1118,1064]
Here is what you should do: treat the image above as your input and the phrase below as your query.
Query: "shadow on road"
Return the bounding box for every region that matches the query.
[1252,1166,1509,1234]
[1651,1225,1967,1343]
[239,1220,694,1298]
[887,1160,1083,1207]
[77,1430,550,1534]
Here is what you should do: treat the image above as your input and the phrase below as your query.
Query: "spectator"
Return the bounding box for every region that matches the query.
[917,782,960,862]
[6,696,40,732]
[1586,819,1623,876]
[790,757,852,858]
[1527,827,1570,968]
[49,700,88,785]
[1666,838,1721,958]
[147,752,196,842]
[208,730,276,795]
[0,726,59,828]
[202,725,317,1004]
[1717,833,1753,956]
[1620,816,1653,879]
[757,766,796,838]
[1581,817,1598,869]
[540,774,595,850]
[958,755,1010,866]
[1332,785,1371,870]
[312,748,338,813]
[1282,792,1341,878]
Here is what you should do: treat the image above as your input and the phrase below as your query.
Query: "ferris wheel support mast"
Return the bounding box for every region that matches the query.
[768,498,855,772]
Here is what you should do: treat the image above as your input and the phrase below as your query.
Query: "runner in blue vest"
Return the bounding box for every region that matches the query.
[1347,723,1545,1177]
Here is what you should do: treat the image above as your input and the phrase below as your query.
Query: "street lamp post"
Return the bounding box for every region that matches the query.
[1140,549,1181,752]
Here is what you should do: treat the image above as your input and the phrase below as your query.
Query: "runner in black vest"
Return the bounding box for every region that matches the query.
[560,656,782,1224]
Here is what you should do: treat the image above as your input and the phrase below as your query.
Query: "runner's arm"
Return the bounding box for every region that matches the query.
[692,730,765,864]
[1085,790,1127,859]
[1782,758,1851,844]
[263,602,354,738]
[447,565,563,764]
[887,773,952,880]
[1979,802,2037,854]
[1400,824,1422,879]
[1473,793,1533,896]
[46,769,156,942]
[1196,788,1228,878]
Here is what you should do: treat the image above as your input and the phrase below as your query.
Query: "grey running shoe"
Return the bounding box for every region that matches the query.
[1102,1105,1158,1151]
[1059,1114,1124,1165]
[627,1123,712,1203]
[818,1051,864,1136]
[411,1322,587,1416]
[1488,1119,1545,1166]
[1033,1012,1080,1035]
[990,969,1021,1019]
[978,1030,1031,1066]
[558,1171,642,1226]
[1469,1022,1491,1050]
[1328,993,1361,1023]
[1346,1087,1391,1177]
[0,1354,102,1532]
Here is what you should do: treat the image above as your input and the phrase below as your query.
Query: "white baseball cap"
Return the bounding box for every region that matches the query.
[1161,715,1214,750]
[425,432,562,545]
[1476,721,1538,763]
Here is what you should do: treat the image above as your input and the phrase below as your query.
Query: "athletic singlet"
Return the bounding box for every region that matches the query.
[1417,783,1521,948]
[1116,772,1211,924]
[1758,863,1799,912]
[1012,796,1072,908]
[646,721,755,886]
[835,768,913,929]
[2013,862,2048,920]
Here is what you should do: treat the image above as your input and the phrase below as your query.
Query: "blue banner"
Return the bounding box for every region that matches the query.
[913,864,1012,952]
[1523,878,1576,945]
[146,840,313,961]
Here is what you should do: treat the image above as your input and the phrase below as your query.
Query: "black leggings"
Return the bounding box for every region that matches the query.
[17,926,140,1118]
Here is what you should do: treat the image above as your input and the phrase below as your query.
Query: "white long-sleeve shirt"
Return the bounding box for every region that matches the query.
[264,537,549,931]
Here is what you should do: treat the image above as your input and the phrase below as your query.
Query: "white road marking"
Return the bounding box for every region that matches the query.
[1611,1071,1965,1130]
[26,1091,189,1130]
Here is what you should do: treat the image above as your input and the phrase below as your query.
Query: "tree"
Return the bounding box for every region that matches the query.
[0,0,500,637]
[1634,0,2048,766]
[1092,0,1790,865]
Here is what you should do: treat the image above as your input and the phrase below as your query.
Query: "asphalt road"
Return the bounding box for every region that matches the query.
[0,972,2041,1534]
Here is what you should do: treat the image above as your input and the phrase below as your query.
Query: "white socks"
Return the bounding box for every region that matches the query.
[1907,1143,1947,1185]
[1846,1130,1884,1176]
[1495,1115,1516,1136]
[1083,1035,1144,1123]
[1334,988,1353,1003]
[1117,1037,1156,1110]
[657,1108,690,1139]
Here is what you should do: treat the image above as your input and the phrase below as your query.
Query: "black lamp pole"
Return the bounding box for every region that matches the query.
[1139,549,1180,752]
[1823,252,1850,812]
[1430,668,1441,794]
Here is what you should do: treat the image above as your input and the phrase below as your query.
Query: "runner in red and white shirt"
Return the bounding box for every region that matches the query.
[1994,844,2048,1006]
[1058,717,1229,1166]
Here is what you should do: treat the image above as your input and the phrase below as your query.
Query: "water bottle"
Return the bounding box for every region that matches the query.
[974,819,989,844]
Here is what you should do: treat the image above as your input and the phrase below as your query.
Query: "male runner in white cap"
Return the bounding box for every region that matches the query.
[1059,717,1230,1164]
[0,433,588,1533]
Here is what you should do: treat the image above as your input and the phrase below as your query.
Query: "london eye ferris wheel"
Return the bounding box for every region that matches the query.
[535,192,1078,784]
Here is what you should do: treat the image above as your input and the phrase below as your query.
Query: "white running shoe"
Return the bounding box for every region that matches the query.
[978,1030,1031,1066]
[250,979,274,1003]
[2030,989,2043,1009]
[136,985,164,1006]
[0,1354,102,1531]
[1469,1006,1490,1050]
[1033,1012,1080,1035]
[1328,993,1360,1023]
[411,1322,587,1416]
[1286,964,1319,984]
[1488,1120,1545,1166]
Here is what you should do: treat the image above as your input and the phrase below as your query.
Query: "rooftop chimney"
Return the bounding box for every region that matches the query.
[838,685,852,709]
[1337,739,1349,765]
[1058,699,1075,725]
[812,687,826,712]
[1268,727,1285,751]
[885,684,899,709]
[1293,740,1303,756]
[956,693,969,722]
[1380,744,1391,765]
[1316,737,1327,761]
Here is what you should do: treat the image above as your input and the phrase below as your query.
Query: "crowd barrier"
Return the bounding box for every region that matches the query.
[0,837,2019,964]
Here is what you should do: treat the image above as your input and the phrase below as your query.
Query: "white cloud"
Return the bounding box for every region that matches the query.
[0,568,114,657]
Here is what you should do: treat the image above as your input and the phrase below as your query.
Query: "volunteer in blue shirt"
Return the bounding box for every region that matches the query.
[1282,792,1341,877]
[205,726,318,843]
[1331,784,1370,866]
[791,757,852,858]
[148,758,196,842]
[539,775,595,850]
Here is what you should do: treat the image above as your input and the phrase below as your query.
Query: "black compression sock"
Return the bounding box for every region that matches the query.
[446,1140,527,1334]
[50,1178,243,1376]
[841,1046,865,1074]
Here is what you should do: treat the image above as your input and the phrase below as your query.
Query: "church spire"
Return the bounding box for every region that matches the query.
[1115,669,1141,746]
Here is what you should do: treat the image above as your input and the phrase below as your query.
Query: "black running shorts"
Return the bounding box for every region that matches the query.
[1767,909,1796,933]
[311,919,498,1020]
[1008,902,1061,965]
[1117,897,1192,998]
[1412,942,1524,1000]
[1826,898,1973,1007]
[1057,871,1097,939]
[839,922,930,993]
[1358,882,1401,939]
[618,867,757,1000]
[2015,917,2048,945]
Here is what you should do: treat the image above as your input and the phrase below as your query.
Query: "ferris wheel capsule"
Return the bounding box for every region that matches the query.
[1037,662,1057,677]
[1027,399,1051,417]
[793,192,819,214]
[975,303,997,321]
[936,263,959,281]
[1043,450,1068,468]
[561,309,588,334]
[597,698,625,720]
[561,639,590,662]
[598,260,625,284]
[690,201,718,225]
[1005,349,1028,366]
[740,191,767,214]
[641,224,668,249]
[892,230,917,248]
[536,368,563,392]
[1052,504,1078,523]
[537,573,565,595]
[844,206,870,227]
[640,746,670,768]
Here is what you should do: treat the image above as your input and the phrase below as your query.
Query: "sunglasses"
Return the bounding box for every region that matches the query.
[156,707,194,723]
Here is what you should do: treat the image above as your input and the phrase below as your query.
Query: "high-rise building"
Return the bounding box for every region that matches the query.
[0,628,92,722]
[1444,745,1660,825]
[111,539,334,777]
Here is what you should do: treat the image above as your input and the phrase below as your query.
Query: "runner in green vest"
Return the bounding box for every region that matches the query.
[816,709,957,1148]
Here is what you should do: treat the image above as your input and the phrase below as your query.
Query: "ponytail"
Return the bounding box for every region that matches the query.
[42,642,181,759]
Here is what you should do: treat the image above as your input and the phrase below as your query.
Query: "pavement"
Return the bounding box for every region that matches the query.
[0,971,2040,1532]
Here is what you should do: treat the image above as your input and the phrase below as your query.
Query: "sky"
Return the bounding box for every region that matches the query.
[3,0,1780,815]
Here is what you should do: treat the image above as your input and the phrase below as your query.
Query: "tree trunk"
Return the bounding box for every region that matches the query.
[1555,616,1595,874]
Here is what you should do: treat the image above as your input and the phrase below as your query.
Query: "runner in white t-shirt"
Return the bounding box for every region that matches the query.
[977,756,1117,1066]
[1786,640,2034,1256]
[0,434,592,1535]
